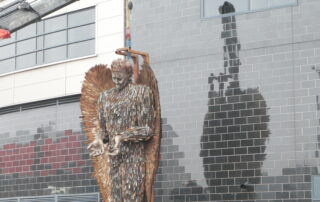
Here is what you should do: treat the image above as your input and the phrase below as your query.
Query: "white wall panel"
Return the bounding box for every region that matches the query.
[14,78,65,104]
[97,33,123,54]
[65,57,96,77]
[95,52,118,66]
[66,75,83,95]
[64,0,98,13]
[0,89,13,106]
[0,75,14,90]
[97,15,123,37]
[14,64,65,87]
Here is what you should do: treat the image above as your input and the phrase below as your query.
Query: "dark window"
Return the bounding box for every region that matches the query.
[0,7,96,74]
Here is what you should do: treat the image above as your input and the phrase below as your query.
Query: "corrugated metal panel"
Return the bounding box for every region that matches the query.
[21,197,55,202]
[58,95,80,105]
[0,106,20,115]
[58,193,99,202]
[21,99,57,111]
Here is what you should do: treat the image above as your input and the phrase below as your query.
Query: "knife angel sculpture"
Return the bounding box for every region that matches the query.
[80,50,161,202]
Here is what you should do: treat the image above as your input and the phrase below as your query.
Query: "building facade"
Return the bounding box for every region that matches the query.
[130,0,320,201]
[0,0,320,201]
[0,0,124,201]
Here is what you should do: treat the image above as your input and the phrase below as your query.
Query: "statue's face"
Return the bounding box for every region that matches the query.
[112,72,130,90]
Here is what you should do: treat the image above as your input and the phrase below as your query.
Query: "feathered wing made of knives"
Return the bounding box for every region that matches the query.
[80,63,161,202]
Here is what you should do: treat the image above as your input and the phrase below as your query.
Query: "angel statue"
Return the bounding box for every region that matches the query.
[80,48,161,202]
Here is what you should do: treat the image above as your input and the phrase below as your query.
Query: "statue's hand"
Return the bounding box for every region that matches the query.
[87,139,105,157]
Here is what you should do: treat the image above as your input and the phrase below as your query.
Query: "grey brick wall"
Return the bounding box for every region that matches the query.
[132,0,320,201]
[0,100,98,198]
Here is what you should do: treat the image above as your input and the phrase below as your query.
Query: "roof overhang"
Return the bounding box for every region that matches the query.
[0,0,78,33]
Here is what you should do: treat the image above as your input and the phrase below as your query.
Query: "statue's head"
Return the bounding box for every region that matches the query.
[111,58,133,90]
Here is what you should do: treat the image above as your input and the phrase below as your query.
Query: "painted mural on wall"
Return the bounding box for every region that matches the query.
[0,102,93,198]
[199,2,270,200]
[152,1,320,201]
[81,58,161,202]
[129,0,320,201]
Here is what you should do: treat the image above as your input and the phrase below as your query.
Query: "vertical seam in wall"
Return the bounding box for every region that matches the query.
[65,13,69,96]
[13,74,15,105]
[95,5,98,55]
[290,5,298,170]
[64,62,67,96]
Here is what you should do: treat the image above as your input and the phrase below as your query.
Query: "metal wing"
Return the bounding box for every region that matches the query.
[80,64,114,201]
[137,62,162,202]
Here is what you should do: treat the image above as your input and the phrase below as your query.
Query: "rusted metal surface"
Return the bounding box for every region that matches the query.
[81,50,161,202]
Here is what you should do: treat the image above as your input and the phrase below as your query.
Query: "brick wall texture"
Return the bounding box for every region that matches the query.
[131,0,320,201]
[0,102,97,198]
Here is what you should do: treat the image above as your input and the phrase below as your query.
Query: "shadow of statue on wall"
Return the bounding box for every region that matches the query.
[200,2,271,200]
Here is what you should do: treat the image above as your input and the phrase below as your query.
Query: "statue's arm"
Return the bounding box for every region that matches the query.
[108,87,155,156]
[110,126,153,156]
[95,93,107,141]
[121,87,155,142]
[87,93,107,156]
[120,125,153,142]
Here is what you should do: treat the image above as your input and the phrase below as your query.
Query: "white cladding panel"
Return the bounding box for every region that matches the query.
[0,89,13,106]
[14,78,66,104]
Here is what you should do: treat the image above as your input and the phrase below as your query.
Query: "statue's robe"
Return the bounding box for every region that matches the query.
[96,83,155,202]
